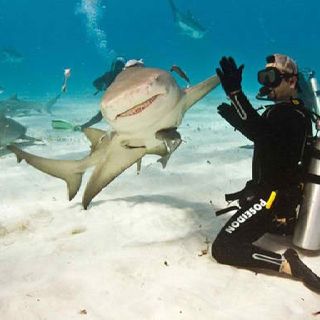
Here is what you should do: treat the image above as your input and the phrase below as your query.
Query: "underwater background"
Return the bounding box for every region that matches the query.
[0,0,319,98]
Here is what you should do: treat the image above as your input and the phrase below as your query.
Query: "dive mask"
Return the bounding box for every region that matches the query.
[257,67,295,88]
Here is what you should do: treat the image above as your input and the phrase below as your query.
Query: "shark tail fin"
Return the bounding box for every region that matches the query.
[8,145,83,200]
[168,0,177,19]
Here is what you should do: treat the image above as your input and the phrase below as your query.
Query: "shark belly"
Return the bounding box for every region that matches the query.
[103,101,184,149]
[178,21,204,39]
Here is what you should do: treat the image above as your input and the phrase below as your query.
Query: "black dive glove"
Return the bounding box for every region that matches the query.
[216,56,244,96]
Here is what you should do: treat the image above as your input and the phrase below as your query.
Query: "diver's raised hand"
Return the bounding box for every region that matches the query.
[216,56,244,96]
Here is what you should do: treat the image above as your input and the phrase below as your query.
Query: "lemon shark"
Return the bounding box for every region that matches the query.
[8,66,220,209]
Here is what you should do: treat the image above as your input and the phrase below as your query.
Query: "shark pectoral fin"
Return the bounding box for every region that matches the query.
[157,154,170,169]
[8,145,83,201]
[82,144,146,209]
[156,138,182,169]
[182,75,220,112]
[83,128,109,150]
[21,135,42,143]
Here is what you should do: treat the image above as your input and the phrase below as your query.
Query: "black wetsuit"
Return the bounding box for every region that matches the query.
[93,71,117,93]
[80,72,118,130]
[212,91,312,271]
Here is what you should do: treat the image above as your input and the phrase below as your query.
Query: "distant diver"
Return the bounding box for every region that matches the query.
[73,56,127,131]
[168,0,206,39]
[93,57,126,95]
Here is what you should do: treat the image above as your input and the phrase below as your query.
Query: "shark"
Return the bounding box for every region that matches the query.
[0,114,39,149]
[168,0,206,39]
[0,93,61,116]
[8,66,220,209]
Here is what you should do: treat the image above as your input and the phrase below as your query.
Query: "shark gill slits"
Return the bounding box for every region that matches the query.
[117,94,160,118]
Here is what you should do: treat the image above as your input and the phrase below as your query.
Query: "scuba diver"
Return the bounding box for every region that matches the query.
[75,56,126,131]
[211,54,320,293]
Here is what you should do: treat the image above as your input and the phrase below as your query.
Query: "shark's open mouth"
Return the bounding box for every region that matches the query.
[116,94,160,118]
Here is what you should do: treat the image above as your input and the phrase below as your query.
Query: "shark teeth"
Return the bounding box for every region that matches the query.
[117,94,160,118]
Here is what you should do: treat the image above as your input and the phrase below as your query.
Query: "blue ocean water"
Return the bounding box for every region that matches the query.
[0,0,319,98]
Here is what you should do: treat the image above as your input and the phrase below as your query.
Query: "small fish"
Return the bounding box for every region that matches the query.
[170,65,190,86]
[61,68,71,93]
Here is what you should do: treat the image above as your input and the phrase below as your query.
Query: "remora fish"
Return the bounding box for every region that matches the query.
[9,66,220,209]
[170,65,190,86]
[0,93,61,116]
[168,0,206,39]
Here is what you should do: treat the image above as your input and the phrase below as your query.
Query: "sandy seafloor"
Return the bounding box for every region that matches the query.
[0,94,319,320]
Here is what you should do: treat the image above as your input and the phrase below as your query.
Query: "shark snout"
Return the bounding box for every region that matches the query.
[102,80,167,120]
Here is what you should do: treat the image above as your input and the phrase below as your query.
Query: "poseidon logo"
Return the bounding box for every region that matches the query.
[225,199,267,234]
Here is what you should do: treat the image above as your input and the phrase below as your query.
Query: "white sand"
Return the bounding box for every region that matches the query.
[0,96,319,319]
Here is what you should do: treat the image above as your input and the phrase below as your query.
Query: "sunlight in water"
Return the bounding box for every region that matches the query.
[76,0,110,55]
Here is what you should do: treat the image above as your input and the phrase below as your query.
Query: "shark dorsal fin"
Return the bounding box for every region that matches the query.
[83,128,107,149]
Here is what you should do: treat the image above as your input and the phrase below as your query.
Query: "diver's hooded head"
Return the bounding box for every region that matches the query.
[256,54,299,102]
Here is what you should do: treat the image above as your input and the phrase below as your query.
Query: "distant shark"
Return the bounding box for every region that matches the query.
[0,94,61,116]
[168,0,206,39]
[8,66,220,209]
[0,47,24,64]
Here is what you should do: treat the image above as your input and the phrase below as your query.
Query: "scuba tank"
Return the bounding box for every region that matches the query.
[293,71,320,250]
[309,71,320,114]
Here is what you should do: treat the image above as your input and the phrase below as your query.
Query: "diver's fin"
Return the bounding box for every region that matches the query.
[8,145,83,200]
[182,75,220,112]
[82,140,146,209]
[83,127,108,150]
